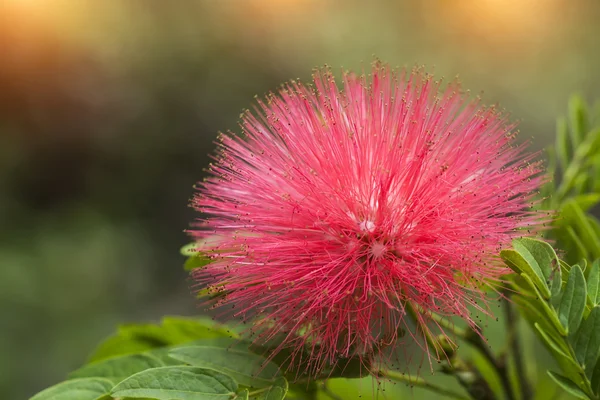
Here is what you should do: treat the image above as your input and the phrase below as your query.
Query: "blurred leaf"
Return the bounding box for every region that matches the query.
[259,377,289,400]
[588,260,600,307]
[556,117,571,174]
[30,378,113,400]
[180,242,199,256]
[572,307,600,375]
[169,346,281,388]
[547,371,589,399]
[185,254,212,271]
[558,265,587,334]
[111,366,238,400]
[572,194,600,212]
[560,201,600,259]
[69,353,164,384]
[569,95,589,150]
[87,334,159,363]
[87,317,235,362]
[237,389,249,399]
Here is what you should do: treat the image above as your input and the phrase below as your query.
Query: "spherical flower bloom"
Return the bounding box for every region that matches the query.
[190,64,543,376]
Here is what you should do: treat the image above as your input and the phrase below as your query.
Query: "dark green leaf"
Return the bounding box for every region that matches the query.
[111,366,238,400]
[69,353,164,384]
[559,265,587,334]
[169,346,281,388]
[591,357,600,395]
[573,307,600,374]
[588,260,600,307]
[259,377,288,400]
[547,371,588,399]
[30,378,113,400]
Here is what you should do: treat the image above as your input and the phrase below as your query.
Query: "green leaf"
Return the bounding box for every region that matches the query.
[591,357,600,395]
[562,197,600,258]
[236,389,249,399]
[572,194,600,213]
[181,242,199,256]
[69,353,164,384]
[259,377,289,400]
[87,334,159,363]
[30,378,113,400]
[518,272,567,336]
[111,366,238,400]
[588,260,600,306]
[556,117,571,173]
[569,95,589,149]
[169,346,281,388]
[547,371,589,399]
[185,254,213,271]
[501,245,551,299]
[534,323,570,360]
[558,265,587,334]
[572,307,600,374]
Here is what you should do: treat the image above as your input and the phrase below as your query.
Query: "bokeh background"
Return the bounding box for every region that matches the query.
[1,1,599,398]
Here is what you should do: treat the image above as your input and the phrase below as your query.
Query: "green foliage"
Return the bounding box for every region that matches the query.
[111,366,239,399]
[29,378,113,400]
[542,95,600,265]
[169,346,281,387]
[88,316,236,362]
[29,317,291,400]
[502,238,600,399]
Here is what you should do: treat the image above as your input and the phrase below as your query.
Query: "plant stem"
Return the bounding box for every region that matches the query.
[465,329,516,400]
[379,369,471,400]
[504,298,533,400]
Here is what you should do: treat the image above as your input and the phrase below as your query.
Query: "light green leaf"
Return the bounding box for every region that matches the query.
[180,242,199,256]
[519,272,567,336]
[111,366,238,400]
[69,353,164,384]
[588,260,600,306]
[547,371,589,399]
[568,95,588,149]
[30,378,113,400]
[572,307,600,374]
[559,265,587,334]
[516,238,558,281]
[185,255,213,271]
[236,389,249,399]
[501,245,551,299]
[572,194,600,212]
[555,117,571,173]
[169,346,281,388]
[87,334,159,363]
[534,323,570,361]
[562,199,600,258]
[259,377,289,400]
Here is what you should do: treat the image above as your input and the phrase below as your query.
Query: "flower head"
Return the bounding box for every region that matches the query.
[190,64,543,376]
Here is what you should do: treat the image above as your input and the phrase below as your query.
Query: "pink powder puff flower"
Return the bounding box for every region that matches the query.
[190,63,543,377]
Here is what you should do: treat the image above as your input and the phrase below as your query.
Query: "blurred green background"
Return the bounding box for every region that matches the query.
[1,1,599,398]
